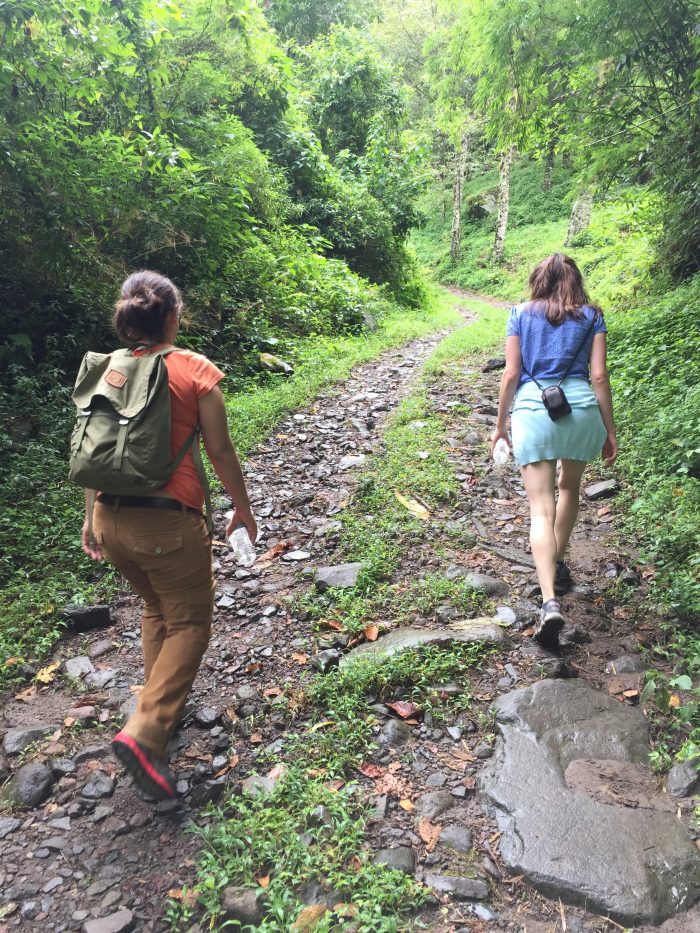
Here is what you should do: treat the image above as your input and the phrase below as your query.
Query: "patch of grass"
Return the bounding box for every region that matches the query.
[175,642,489,932]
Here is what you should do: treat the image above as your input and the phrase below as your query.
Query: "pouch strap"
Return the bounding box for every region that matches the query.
[74,410,91,450]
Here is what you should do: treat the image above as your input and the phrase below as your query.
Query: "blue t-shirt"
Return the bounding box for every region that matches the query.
[506,302,607,388]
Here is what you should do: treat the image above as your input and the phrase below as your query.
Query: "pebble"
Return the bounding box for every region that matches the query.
[194,706,219,728]
[374,846,415,874]
[474,744,493,759]
[446,726,462,741]
[81,772,115,800]
[425,772,448,788]
[88,638,115,659]
[64,655,96,678]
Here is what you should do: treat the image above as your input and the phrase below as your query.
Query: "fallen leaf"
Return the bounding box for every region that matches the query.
[309,720,334,733]
[256,875,270,889]
[14,685,37,702]
[399,798,415,811]
[35,661,60,684]
[168,888,198,909]
[347,855,363,871]
[184,748,213,762]
[267,763,286,780]
[452,747,477,762]
[321,619,344,632]
[521,626,535,637]
[395,491,430,521]
[363,623,380,641]
[249,731,264,744]
[333,903,357,919]
[387,761,402,773]
[4,656,23,667]
[307,768,327,778]
[291,652,308,665]
[418,817,442,852]
[225,707,239,722]
[669,694,681,709]
[63,717,76,728]
[258,539,294,562]
[263,687,282,698]
[385,700,421,720]
[462,777,476,790]
[358,763,384,779]
[325,779,345,792]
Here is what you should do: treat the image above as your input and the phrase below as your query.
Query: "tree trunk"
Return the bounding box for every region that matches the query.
[564,189,593,246]
[450,132,469,263]
[493,143,515,264]
[543,140,555,191]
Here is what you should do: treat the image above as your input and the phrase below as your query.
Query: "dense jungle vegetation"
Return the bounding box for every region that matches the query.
[1,0,698,743]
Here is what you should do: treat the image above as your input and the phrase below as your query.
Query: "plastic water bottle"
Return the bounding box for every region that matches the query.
[493,438,510,467]
[228,525,256,567]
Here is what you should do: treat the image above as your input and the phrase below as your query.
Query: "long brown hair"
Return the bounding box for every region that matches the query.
[529,253,599,325]
[113,270,183,347]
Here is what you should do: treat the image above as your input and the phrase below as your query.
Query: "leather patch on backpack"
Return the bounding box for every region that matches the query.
[105,369,128,389]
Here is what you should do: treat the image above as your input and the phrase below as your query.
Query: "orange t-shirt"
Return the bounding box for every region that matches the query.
[134,346,224,510]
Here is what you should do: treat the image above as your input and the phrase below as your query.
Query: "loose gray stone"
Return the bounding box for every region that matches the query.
[447,726,462,741]
[81,909,135,933]
[473,905,497,921]
[311,649,341,673]
[338,454,366,470]
[0,750,11,781]
[379,720,412,747]
[194,706,219,728]
[415,791,454,819]
[64,656,95,678]
[667,759,700,799]
[422,873,488,900]
[315,562,364,592]
[88,638,115,659]
[340,621,506,668]
[474,744,493,759]
[7,762,54,808]
[425,772,447,788]
[606,655,648,675]
[463,572,509,597]
[190,780,225,807]
[242,775,276,798]
[51,758,77,778]
[61,604,111,631]
[81,772,115,800]
[221,887,264,926]
[236,684,257,701]
[479,679,700,925]
[495,606,517,626]
[585,479,619,500]
[440,825,473,853]
[375,846,415,874]
[3,724,60,756]
[281,550,311,561]
[85,669,119,689]
[74,744,110,764]
[0,816,21,839]
[559,625,591,646]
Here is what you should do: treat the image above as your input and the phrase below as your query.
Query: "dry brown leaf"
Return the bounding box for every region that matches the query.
[264,686,282,698]
[399,798,415,811]
[291,652,309,665]
[4,656,23,667]
[267,763,286,781]
[374,771,413,798]
[333,903,358,919]
[225,707,239,722]
[15,684,37,702]
[168,888,198,908]
[385,700,421,720]
[669,693,681,709]
[452,747,477,762]
[387,761,402,773]
[63,717,76,728]
[256,875,270,889]
[321,618,344,632]
[249,731,264,744]
[418,817,442,853]
[291,904,328,933]
[325,779,345,792]
[363,624,379,642]
[347,855,363,872]
[257,539,294,562]
[521,626,535,637]
[358,763,384,779]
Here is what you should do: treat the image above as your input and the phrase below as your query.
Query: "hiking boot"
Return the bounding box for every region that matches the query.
[112,731,177,801]
[534,599,565,651]
[555,560,572,595]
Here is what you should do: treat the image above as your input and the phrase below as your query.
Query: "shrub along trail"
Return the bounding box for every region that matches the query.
[1,292,699,933]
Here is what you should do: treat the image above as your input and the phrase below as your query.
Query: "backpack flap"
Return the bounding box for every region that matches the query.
[72,349,163,419]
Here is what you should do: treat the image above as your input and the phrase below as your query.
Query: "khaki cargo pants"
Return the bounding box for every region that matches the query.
[93,502,214,757]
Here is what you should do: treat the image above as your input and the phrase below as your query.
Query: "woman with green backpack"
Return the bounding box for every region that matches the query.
[73,270,257,800]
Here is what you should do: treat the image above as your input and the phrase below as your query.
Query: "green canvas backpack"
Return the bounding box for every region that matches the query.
[69,347,211,535]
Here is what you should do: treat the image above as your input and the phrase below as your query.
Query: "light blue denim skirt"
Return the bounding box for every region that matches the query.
[511,378,607,466]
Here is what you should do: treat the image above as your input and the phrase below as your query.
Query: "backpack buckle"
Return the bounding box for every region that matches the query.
[118,417,129,425]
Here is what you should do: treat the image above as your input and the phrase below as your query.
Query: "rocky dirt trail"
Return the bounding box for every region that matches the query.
[1,292,699,933]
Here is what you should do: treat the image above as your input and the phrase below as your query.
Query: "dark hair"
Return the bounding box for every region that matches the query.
[113,270,182,346]
[529,253,601,325]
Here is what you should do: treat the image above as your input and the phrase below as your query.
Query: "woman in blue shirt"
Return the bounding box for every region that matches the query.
[491,253,617,649]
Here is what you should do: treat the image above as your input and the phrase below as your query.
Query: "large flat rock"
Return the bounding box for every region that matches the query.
[479,679,700,926]
[339,619,506,668]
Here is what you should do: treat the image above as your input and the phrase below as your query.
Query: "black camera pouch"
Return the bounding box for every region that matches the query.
[541,385,572,421]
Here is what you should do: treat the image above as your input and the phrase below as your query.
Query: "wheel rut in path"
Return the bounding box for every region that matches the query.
[0,322,460,932]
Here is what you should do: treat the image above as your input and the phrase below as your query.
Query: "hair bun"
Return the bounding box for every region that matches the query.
[113,270,183,347]
[117,285,164,316]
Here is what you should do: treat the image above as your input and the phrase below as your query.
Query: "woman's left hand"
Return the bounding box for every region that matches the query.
[81,520,103,561]
[490,426,511,455]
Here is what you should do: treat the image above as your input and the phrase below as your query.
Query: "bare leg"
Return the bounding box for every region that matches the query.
[521,460,558,602]
[555,459,588,560]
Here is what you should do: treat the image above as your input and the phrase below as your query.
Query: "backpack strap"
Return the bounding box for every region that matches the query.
[86,488,97,547]
[521,315,597,391]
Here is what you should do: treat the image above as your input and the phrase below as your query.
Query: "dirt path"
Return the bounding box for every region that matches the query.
[1,291,698,933]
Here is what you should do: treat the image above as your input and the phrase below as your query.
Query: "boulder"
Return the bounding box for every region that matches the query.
[479,679,700,925]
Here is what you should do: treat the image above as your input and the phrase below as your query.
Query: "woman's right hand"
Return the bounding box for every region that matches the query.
[490,426,511,455]
[602,432,618,466]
